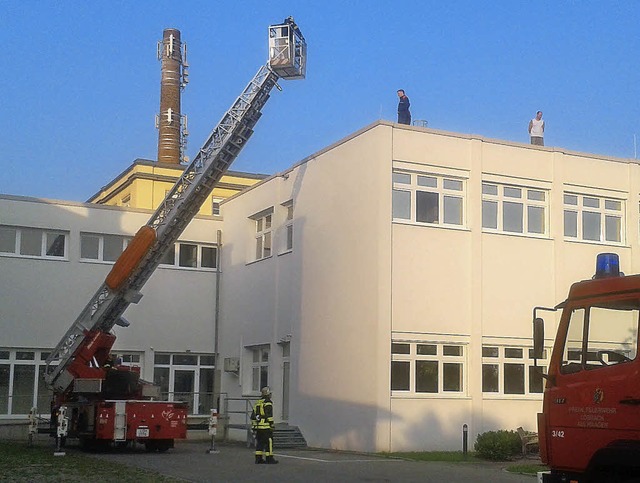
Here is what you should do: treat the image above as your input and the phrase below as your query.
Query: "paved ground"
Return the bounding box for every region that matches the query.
[89,441,537,483]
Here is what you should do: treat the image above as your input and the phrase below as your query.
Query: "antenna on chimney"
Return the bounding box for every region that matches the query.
[157,28,189,165]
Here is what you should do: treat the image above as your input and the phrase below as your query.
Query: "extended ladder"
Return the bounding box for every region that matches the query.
[46,19,306,393]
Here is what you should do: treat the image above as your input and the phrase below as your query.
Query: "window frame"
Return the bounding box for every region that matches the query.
[481,182,549,237]
[392,170,466,229]
[481,345,548,398]
[80,232,129,262]
[0,225,68,260]
[159,242,218,271]
[251,209,274,261]
[563,192,624,244]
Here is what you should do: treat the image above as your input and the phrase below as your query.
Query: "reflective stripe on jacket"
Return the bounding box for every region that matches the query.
[252,398,274,430]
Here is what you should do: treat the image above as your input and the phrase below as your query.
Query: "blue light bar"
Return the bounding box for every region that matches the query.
[595,253,620,279]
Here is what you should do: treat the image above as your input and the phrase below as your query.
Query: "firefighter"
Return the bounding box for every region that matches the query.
[251,386,278,464]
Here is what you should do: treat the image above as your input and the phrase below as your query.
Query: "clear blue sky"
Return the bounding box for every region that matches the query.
[1,1,639,201]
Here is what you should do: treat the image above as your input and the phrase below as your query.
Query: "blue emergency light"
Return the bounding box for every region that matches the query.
[595,253,620,279]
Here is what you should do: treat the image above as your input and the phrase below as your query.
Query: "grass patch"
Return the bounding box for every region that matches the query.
[380,451,483,462]
[0,441,181,482]
[506,463,549,476]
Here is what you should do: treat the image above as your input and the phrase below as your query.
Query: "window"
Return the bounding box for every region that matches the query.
[482,345,548,395]
[159,242,218,270]
[252,210,273,260]
[153,353,216,415]
[80,233,128,262]
[482,183,548,236]
[392,171,465,227]
[560,303,638,375]
[211,198,222,216]
[0,226,67,259]
[121,195,131,207]
[391,341,465,395]
[0,349,54,416]
[250,346,270,393]
[283,201,294,252]
[564,193,624,243]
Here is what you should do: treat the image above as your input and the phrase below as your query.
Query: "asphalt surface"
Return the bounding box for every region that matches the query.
[88,441,537,483]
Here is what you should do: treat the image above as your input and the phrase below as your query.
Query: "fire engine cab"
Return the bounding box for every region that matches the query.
[534,253,640,482]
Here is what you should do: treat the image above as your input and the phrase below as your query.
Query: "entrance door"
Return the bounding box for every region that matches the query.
[173,370,195,414]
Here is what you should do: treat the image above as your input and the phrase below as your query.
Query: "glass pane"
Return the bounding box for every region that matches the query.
[37,366,52,414]
[391,361,410,390]
[443,345,462,356]
[199,368,214,415]
[482,364,499,392]
[253,350,260,363]
[564,194,578,205]
[20,228,42,256]
[443,363,462,391]
[16,352,34,361]
[482,347,499,357]
[0,226,17,253]
[564,210,578,237]
[0,351,9,360]
[259,365,269,389]
[415,360,438,393]
[605,216,621,242]
[80,234,99,259]
[482,201,498,229]
[482,183,498,196]
[583,197,599,208]
[391,343,410,354]
[505,348,523,358]
[256,237,263,259]
[286,204,294,220]
[281,343,290,358]
[392,190,411,220]
[529,366,545,393]
[201,246,217,268]
[417,344,437,356]
[503,202,523,233]
[443,179,462,191]
[265,215,272,229]
[443,196,462,225]
[528,206,545,234]
[154,354,171,365]
[12,365,35,414]
[504,363,525,394]
[257,218,263,232]
[261,348,269,363]
[45,233,65,257]
[286,224,293,250]
[103,235,123,262]
[504,187,522,199]
[416,191,439,223]
[252,367,259,392]
[263,232,271,257]
[0,364,10,413]
[527,190,545,201]
[583,212,601,241]
[605,200,621,211]
[160,246,175,266]
[179,244,198,268]
[417,176,437,188]
[174,354,198,365]
[393,172,411,184]
[174,370,195,413]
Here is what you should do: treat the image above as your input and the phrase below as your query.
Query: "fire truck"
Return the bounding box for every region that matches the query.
[533,253,640,482]
[44,18,306,451]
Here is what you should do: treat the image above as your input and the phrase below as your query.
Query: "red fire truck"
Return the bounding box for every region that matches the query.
[533,253,640,482]
[44,18,306,451]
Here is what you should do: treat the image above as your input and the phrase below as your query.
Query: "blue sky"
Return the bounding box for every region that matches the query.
[1,1,639,201]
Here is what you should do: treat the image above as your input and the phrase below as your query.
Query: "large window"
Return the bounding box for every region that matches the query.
[560,304,638,375]
[252,210,273,261]
[391,341,465,395]
[80,233,129,261]
[0,225,67,259]
[250,346,270,393]
[160,242,218,270]
[482,345,547,395]
[564,193,624,243]
[153,352,216,415]
[0,349,54,416]
[392,171,465,227]
[482,183,547,236]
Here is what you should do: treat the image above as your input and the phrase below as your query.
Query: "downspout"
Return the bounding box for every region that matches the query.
[213,229,222,409]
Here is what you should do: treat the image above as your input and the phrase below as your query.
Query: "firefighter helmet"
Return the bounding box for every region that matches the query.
[261,386,272,397]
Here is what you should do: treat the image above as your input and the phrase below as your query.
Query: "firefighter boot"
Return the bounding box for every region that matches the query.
[266,456,279,464]
[255,455,265,464]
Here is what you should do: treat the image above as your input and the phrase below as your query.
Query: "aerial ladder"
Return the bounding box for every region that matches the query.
[44,18,306,449]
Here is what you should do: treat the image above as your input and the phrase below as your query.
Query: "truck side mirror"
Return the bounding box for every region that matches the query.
[533,317,545,360]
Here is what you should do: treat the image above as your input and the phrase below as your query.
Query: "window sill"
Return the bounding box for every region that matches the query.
[246,255,273,266]
[0,252,68,262]
[278,249,293,257]
[391,392,470,399]
[563,237,628,248]
[481,230,551,240]
[392,220,470,232]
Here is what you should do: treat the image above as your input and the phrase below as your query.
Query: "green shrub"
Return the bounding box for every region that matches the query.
[474,430,521,461]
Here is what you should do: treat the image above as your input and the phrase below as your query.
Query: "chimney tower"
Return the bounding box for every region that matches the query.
[157,28,189,164]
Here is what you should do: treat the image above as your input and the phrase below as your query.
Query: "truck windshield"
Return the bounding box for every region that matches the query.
[560,302,639,374]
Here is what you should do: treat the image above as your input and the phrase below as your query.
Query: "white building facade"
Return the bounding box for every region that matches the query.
[2,121,640,451]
